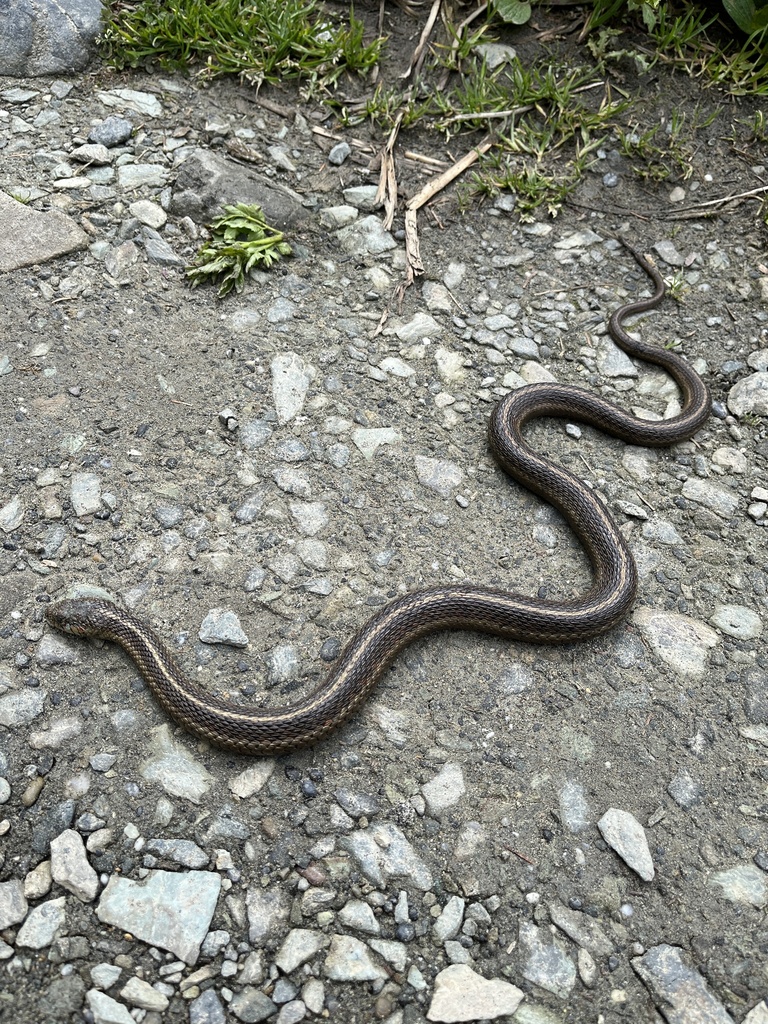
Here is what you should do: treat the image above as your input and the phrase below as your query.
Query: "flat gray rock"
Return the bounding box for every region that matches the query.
[0,191,88,271]
[168,148,305,227]
[96,869,221,964]
[632,944,736,1024]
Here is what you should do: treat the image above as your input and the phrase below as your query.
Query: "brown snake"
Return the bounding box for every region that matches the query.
[47,239,711,755]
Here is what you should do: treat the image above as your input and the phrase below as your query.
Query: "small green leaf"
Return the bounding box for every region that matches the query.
[723,0,760,30]
[186,202,291,297]
[494,0,532,25]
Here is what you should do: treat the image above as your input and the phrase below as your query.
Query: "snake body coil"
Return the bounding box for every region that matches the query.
[47,240,711,755]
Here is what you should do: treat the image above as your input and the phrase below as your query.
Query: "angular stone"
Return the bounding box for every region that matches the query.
[140,725,214,804]
[15,896,65,949]
[274,928,330,974]
[0,191,87,272]
[0,879,27,928]
[86,990,135,1024]
[427,964,524,1022]
[597,808,655,881]
[323,935,387,982]
[97,869,221,964]
[50,828,98,901]
[632,944,735,1024]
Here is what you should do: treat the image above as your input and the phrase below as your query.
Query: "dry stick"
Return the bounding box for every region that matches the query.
[375,0,443,227]
[665,184,768,219]
[439,104,532,126]
[401,0,443,81]
[401,138,494,286]
[311,125,374,154]
[403,150,451,168]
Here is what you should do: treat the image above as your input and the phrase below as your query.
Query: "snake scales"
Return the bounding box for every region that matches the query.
[47,239,711,755]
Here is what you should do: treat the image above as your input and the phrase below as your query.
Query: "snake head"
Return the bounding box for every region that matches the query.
[46,598,120,639]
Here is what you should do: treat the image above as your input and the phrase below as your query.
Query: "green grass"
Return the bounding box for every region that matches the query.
[584,0,768,95]
[99,0,768,228]
[100,0,383,88]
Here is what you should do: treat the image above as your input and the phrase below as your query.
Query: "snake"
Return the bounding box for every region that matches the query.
[46,238,711,756]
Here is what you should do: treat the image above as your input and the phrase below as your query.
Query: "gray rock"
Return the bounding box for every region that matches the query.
[338,899,380,935]
[519,920,576,999]
[421,763,466,815]
[16,896,66,949]
[0,687,46,727]
[597,808,655,881]
[169,148,304,227]
[272,466,311,497]
[336,215,396,255]
[319,204,357,228]
[328,141,351,165]
[143,230,183,266]
[710,604,762,640]
[632,944,735,1023]
[0,191,88,272]
[681,476,739,518]
[241,419,273,448]
[0,879,28,928]
[199,608,248,647]
[323,934,387,982]
[97,869,221,964]
[90,963,122,989]
[190,988,227,1024]
[632,609,719,679]
[415,456,463,497]
[334,787,380,819]
[727,371,768,418]
[350,427,402,460]
[71,142,111,165]
[368,938,407,972]
[272,352,314,424]
[266,645,300,684]
[427,963,524,1021]
[141,725,215,803]
[89,753,117,773]
[433,895,465,943]
[144,838,209,869]
[558,780,591,833]
[229,987,277,1023]
[119,976,169,1012]
[709,864,767,907]
[86,990,135,1024]
[668,770,704,809]
[548,901,613,956]
[96,87,163,117]
[0,0,102,76]
[50,829,98,901]
[0,494,24,532]
[274,928,330,973]
[89,115,134,147]
[71,471,102,516]
[340,822,433,890]
[276,1000,306,1024]
[341,184,379,209]
[117,163,169,190]
[246,886,290,945]
[395,311,442,343]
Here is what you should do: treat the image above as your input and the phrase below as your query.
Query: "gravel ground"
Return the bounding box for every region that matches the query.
[1,22,768,1024]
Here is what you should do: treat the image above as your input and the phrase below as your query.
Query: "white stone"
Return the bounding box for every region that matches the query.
[598,808,654,882]
[427,964,524,1022]
[632,609,719,678]
[421,763,466,816]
